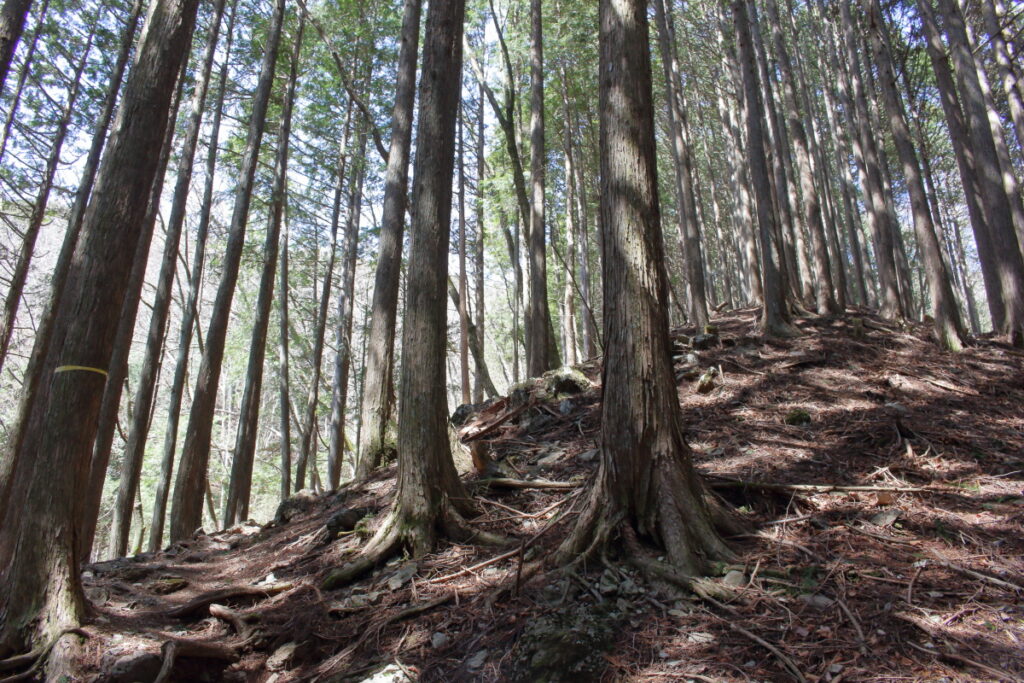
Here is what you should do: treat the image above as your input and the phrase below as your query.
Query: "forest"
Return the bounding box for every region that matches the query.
[0,0,1022,678]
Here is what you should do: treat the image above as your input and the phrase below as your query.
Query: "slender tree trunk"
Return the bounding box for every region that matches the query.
[0,31,90,378]
[863,0,966,350]
[938,0,1024,343]
[527,0,558,376]
[0,0,47,165]
[652,0,709,327]
[169,0,286,542]
[295,104,354,490]
[277,191,293,503]
[980,0,1024,155]
[764,0,838,315]
[80,54,189,562]
[149,0,236,551]
[326,129,368,490]
[735,0,795,337]
[109,0,229,559]
[0,0,200,656]
[840,0,903,318]
[354,0,421,479]
[457,110,471,403]
[446,278,499,397]
[558,0,732,576]
[473,82,487,401]
[223,16,304,528]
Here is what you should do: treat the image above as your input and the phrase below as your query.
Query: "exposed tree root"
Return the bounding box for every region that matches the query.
[208,603,256,640]
[153,638,239,683]
[0,628,89,683]
[165,582,293,618]
[322,500,510,591]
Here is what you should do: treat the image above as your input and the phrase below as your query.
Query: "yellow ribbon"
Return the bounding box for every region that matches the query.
[54,365,109,378]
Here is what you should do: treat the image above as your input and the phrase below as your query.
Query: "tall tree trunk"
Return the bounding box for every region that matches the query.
[863,0,966,350]
[149,0,237,550]
[457,109,472,403]
[277,190,293,503]
[735,0,796,337]
[473,81,487,401]
[0,0,31,91]
[295,103,354,490]
[527,0,558,376]
[80,54,189,562]
[652,0,709,327]
[320,0,503,591]
[557,0,733,578]
[109,0,229,559]
[0,0,47,165]
[223,16,304,528]
[840,0,903,319]
[326,129,368,490]
[0,30,90,379]
[764,0,838,315]
[0,0,199,656]
[169,0,286,542]
[354,0,421,479]
[446,278,500,397]
[937,0,1024,343]
[980,0,1024,155]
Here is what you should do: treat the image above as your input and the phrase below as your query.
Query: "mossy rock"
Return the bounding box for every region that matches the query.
[542,367,591,397]
[510,603,619,682]
[784,409,811,426]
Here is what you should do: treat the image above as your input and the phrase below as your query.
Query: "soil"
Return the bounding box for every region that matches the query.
[25,308,1024,682]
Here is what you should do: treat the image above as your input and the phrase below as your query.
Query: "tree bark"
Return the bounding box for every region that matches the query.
[0,0,31,92]
[223,16,304,528]
[148,0,237,551]
[526,0,559,376]
[863,0,966,350]
[169,0,286,542]
[735,0,795,337]
[0,0,47,165]
[109,0,229,559]
[0,0,200,656]
[937,0,1024,343]
[354,0,421,480]
[458,109,472,403]
[557,0,732,577]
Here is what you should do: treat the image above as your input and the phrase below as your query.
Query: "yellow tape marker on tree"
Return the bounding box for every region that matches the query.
[54,365,109,378]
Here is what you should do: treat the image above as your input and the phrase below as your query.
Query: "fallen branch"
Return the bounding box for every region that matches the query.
[165,582,293,618]
[928,551,1024,593]
[844,524,918,545]
[708,476,929,494]
[470,477,577,491]
[460,402,531,442]
[0,628,89,682]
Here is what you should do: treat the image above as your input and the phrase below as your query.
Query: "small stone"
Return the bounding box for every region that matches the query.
[266,642,297,672]
[692,333,718,350]
[538,451,561,467]
[578,449,598,463]
[869,510,900,527]
[357,664,414,683]
[687,631,715,644]
[696,369,717,394]
[386,562,418,591]
[105,652,162,683]
[149,577,188,594]
[723,570,747,587]
[466,650,488,671]
[784,409,811,426]
[559,399,574,415]
[799,593,834,609]
[431,632,449,649]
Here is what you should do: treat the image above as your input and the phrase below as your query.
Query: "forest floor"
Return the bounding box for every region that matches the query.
[54,308,1024,682]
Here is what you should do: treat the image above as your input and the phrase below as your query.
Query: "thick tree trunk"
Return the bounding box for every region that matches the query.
[81,55,188,562]
[558,0,732,578]
[937,0,1024,343]
[223,17,304,528]
[0,0,46,164]
[149,1,237,551]
[981,0,1024,155]
[354,0,421,480]
[0,0,31,91]
[169,0,286,542]
[321,0,501,590]
[109,0,229,559]
[863,0,966,350]
[0,0,199,656]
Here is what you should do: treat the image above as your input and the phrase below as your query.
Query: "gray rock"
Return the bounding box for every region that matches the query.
[578,449,599,463]
[104,651,162,683]
[431,632,450,649]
